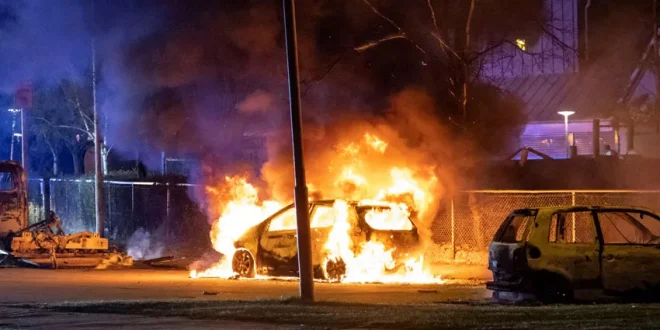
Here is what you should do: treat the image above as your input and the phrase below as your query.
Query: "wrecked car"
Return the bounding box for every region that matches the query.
[487,206,660,302]
[0,161,131,268]
[230,199,421,280]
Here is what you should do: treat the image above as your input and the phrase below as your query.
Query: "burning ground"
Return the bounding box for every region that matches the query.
[189,88,463,283]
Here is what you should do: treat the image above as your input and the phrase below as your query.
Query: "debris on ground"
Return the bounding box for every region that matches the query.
[4,211,133,269]
[140,255,192,269]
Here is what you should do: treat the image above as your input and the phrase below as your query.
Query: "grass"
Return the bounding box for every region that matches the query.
[11,298,660,329]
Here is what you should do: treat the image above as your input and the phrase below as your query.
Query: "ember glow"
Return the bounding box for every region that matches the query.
[191,132,443,284]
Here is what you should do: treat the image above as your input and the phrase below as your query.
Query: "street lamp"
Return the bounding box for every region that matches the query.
[558,111,575,159]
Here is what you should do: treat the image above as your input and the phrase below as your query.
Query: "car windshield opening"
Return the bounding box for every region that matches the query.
[0,171,15,191]
[357,206,414,231]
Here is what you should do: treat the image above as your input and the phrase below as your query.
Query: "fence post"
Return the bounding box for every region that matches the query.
[78,180,83,230]
[131,182,135,216]
[42,178,50,220]
[571,191,576,243]
[107,182,112,238]
[49,178,54,217]
[166,182,171,240]
[450,197,455,260]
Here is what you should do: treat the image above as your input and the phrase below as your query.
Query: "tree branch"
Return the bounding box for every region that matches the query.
[34,116,94,139]
[354,33,406,52]
[426,0,440,36]
[361,0,403,33]
[537,20,577,52]
[357,0,428,55]
[430,33,461,60]
[465,0,475,52]
[301,51,346,95]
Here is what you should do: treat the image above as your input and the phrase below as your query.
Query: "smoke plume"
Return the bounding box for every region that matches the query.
[126,228,165,260]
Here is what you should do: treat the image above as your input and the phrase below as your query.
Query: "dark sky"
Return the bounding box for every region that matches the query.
[0,0,648,174]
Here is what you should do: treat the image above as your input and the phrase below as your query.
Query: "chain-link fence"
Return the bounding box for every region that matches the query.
[430,190,660,264]
[29,179,212,252]
[27,179,46,224]
[24,182,660,264]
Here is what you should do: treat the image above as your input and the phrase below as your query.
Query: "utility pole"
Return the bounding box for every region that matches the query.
[21,108,28,172]
[14,83,33,172]
[92,0,105,237]
[654,0,660,119]
[283,0,314,302]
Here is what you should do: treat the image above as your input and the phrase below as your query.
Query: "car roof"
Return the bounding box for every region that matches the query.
[512,205,658,214]
[311,199,405,208]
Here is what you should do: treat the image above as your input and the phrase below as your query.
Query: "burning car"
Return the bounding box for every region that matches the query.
[225,199,422,281]
[190,130,442,283]
[487,206,660,303]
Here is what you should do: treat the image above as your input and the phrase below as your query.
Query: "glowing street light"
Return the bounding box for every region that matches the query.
[558,111,575,158]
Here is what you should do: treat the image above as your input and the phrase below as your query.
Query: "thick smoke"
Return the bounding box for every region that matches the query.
[126,228,165,260]
[260,88,464,245]
[1,1,528,249]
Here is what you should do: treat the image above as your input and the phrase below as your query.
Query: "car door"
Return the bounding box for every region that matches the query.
[534,211,600,290]
[308,203,338,265]
[595,210,660,294]
[258,206,299,274]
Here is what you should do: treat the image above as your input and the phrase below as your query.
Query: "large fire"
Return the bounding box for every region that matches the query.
[190,132,442,283]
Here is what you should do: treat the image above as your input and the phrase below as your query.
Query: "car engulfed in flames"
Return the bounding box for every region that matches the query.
[190,132,443,284]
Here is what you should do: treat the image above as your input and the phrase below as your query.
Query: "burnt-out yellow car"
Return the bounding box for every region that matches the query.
[487,206,660,302]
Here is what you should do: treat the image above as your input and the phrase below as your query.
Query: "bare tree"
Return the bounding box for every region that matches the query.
[32,72,112,175]
[353,0,576,126]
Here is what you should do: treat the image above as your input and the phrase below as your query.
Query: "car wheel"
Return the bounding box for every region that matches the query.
[535,273,573,304]
[323,258,346,282]
[231,249,256,278]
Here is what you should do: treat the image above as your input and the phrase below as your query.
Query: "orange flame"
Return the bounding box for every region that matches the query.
[191,132,442,284]
[190,176,281,278]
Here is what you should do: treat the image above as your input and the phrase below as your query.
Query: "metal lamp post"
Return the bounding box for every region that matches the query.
[558,111,575,159]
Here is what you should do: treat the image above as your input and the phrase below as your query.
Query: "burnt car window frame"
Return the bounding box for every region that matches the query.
[266,205,298,232]
[356,205,416,232]
[309,204,337,229]
[548,210,597,245]
[594,210,660,246]
[0,170,17,193]
[493,209,537,243]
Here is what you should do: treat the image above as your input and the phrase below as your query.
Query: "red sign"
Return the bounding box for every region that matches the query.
[15,83,33,109]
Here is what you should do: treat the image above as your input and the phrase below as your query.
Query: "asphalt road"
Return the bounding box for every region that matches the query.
[0,268,490,304]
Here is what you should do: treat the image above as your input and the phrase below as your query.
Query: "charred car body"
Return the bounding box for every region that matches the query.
[0,161,131,268]
[488,206,660,302]
[230,199,421,280]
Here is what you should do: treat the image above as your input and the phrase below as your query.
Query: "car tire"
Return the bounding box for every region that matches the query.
[535,273,573,304]
[231,249,256,278]
[323,258,346,282]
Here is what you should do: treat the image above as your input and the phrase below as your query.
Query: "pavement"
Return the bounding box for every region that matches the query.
[0,268,490,329]
[0,268,490,304]
[0,306,299,330]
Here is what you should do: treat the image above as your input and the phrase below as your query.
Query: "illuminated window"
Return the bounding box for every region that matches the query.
[268,207,297,231]
[516,39,526,51]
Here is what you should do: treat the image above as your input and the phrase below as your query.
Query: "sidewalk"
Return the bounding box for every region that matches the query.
[0,307,298,330]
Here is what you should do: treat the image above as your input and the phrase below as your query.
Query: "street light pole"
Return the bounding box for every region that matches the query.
[558,111,575,159]
[282,0,314,302]
[91,0,104,237]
